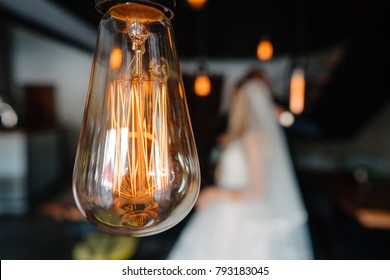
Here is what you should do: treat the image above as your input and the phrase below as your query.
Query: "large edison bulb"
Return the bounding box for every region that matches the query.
[73,1,200,237]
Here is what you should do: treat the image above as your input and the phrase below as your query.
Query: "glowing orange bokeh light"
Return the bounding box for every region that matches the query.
[186,0,207,9]
[194,74,211,97]
[289,67,305,115]
[257,39,273,61]
[110,48,122,69]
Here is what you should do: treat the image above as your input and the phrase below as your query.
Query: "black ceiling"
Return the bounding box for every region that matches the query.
[46,0,386,139]
[1,0,387,139]
[45,0,380,59]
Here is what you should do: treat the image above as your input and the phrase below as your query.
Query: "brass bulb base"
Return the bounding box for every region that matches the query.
[95,0,175,19]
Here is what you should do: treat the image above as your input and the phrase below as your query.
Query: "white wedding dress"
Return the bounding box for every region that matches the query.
[167,79,313,260]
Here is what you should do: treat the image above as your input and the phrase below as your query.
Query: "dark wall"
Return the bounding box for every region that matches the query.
[183,73,224,187]
[0,17,12,103]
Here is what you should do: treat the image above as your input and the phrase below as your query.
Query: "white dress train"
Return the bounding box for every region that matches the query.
[167,79,313,260]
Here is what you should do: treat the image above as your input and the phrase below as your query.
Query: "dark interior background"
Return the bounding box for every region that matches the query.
[0,0,389,260]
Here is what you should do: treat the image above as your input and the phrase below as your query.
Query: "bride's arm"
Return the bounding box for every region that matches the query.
[196,132,267,209]
[240,131,266,199]
[219,131,266,201]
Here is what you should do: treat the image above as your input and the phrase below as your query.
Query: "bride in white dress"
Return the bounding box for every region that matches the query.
[167,69,313,259]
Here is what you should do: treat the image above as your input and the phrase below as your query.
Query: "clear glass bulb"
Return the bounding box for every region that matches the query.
[73,1,200,237]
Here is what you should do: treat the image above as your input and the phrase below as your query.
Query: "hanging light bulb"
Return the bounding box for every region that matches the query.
[289,66,305,115]
[193,59,211,97]
[73,0,200,237]
[186,0,208,10]
[194,73,211,97]
[257,38,273,61]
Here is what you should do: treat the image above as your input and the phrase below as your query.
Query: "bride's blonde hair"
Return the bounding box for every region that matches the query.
[226,68,273,143]
[226,87,248,142]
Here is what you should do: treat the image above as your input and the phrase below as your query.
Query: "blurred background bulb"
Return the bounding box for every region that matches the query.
[290,66,305,115]
[257,38,273,61]
[186,0,208,10]
[194,74,211,97]
[72,0,200,237]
